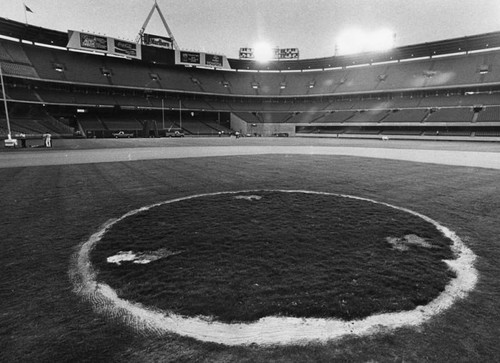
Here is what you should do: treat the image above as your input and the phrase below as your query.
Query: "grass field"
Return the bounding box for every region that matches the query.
[90,190,456,323]
[1,137,500,362]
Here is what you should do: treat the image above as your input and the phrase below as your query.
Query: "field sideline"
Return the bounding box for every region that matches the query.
[1,137,500,362]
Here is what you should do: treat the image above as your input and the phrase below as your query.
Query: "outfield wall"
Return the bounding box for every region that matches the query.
[230,113,295,136]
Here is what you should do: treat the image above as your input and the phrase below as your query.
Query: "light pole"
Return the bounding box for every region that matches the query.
[0,64,13,140]
[179,99,182,130]
[162,98,165,130]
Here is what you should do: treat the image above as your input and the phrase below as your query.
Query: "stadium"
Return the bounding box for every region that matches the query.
[1,1,500,362]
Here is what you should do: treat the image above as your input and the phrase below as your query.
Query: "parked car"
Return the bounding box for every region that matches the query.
[165,130,185,137]
[112,131,133,138]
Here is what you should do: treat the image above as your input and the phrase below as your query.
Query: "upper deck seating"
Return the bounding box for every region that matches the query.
[0,61,38,78]
[2,37,500,99]
[1,41,32,64]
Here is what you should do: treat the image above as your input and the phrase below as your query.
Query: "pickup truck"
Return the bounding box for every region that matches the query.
[112,131,134,138]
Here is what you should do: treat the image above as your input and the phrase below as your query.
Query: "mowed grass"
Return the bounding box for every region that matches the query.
[1,138,500,362]
[92,191,455,322]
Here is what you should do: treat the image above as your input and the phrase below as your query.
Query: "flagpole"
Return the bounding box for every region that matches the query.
[23,3,33,24]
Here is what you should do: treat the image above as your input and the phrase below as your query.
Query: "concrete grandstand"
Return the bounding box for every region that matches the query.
[1,17,500,140]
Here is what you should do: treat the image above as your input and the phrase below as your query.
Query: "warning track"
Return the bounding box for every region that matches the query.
[2,142,500,170]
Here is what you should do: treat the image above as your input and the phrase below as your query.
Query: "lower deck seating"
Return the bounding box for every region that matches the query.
[102,118,143,131]
[321,111,356,123]
[425,107,474,122]
[346,110,390,123]
[5,85,38,102]
[383,109,428,122]
[257,113,294,123]
[180,120,219,135]
[0,117,69,135]
[475,130,500,136]
[288,112,325,123]
[380,129,423,135]
[476,106,500,122]
[78,115,106,131]
[203,121,232,133]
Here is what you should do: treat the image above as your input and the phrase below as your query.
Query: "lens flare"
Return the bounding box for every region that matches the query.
[253,42,275,62]
[336,28,395,55]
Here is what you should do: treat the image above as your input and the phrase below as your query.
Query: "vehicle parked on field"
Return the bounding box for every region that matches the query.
[165,130,185,137]
[112,131,134,138]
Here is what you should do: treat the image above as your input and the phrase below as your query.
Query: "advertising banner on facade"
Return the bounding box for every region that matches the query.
[67,30,142,60]
[180,51,201,65]
[205,53,223,67]
[142,33,173,49]
[80,33,108,51]
[113,39,140,57]
[175,50,230,69]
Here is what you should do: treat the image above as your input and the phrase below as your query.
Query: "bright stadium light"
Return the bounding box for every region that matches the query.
[367,29,395,52]
[253,42,274,62]
[336,28,395,55]
[336,29,365,55]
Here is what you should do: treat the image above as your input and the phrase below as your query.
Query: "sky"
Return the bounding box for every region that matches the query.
[2,0,500,59]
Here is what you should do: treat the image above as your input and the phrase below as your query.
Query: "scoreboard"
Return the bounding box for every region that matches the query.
[278,48,300,60]
[239,47,299,60]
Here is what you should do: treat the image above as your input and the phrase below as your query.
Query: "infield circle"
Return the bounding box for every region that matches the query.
[71,190,478,346]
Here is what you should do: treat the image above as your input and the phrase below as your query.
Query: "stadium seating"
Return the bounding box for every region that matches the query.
[4,38,500,98]
[2,26,500,139]
[101,116,143,131]
[476,106,500,122]
[5,84,38,102]
[424,108,474,122]
[0,104,74,136]
[382,109,428,123]
[180,120,218,135]
[77,114,107,131]
[287,112,325,124]
[321,111,357,123]
[344,110,390,123]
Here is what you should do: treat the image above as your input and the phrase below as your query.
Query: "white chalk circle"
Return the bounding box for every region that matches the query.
[69,190,478,346]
